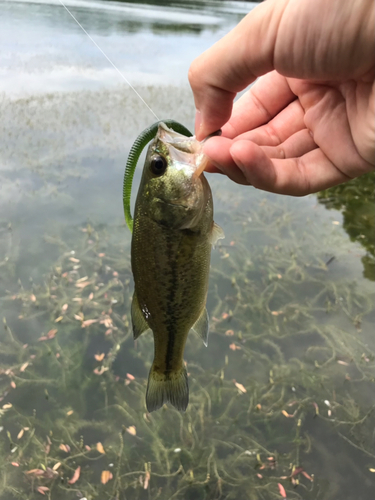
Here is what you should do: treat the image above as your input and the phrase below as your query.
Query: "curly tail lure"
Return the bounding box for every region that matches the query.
[123,120,192,232]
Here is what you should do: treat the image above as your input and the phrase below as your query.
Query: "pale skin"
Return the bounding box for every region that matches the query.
[188,0,375,195]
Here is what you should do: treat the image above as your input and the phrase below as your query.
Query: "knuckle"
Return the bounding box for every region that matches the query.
[188,63,199,86]
[188,60,205,90]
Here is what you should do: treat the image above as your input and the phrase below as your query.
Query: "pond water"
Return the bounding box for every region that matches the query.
[0,1,374,499]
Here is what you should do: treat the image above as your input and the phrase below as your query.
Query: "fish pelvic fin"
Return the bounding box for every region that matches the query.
[131,292,151,340]
[210,221,224,247]
[146,364,189,412]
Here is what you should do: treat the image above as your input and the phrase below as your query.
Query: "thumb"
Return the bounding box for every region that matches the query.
[188,0,286,139]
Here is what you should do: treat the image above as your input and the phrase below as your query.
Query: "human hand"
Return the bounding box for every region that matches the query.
[188,0,375,195]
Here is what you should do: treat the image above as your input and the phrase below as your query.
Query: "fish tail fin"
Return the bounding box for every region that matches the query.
[146,364,189,412]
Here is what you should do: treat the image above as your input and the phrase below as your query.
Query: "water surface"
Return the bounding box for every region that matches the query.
[0,1,374,499]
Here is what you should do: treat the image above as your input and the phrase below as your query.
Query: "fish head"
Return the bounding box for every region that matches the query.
[138,122,211,229]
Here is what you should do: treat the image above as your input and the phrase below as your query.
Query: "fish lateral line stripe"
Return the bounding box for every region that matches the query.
[57,0,158,120]
[165,258,179,372]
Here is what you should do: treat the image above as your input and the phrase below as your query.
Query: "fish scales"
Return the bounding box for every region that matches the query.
[132,199,212,371]
[130,123,223,412]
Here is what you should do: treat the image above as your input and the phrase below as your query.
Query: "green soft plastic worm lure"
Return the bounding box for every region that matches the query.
[123,120,192,232]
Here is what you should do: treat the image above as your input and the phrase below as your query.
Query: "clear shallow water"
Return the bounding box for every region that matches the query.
[0,1,374,499]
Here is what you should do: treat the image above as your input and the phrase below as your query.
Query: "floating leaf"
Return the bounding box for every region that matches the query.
[47,329,58,339]
[301,470,313,481]
[81,319,98,328]
[126,373,135,381]
[290,466,303,477]
[69,257,80,263]
[30,294,36,302]
[11,462,19,467]
[66,410,74,416]
[20,362,29,372]
[281,410,294,418]
[37,486,49,495]
[76,276,88,283]
[17,429,24,440]
[27,469,45,476]
[93,366,109,375]
[88,292,94,300]
[53,462,61,471]
[337,360,349,366]
[278,483,287,498]
[59,443,70,453]
[126,425,136,436]
[55,316,63,323]
[94,353,105,362]
[10,381,16,389]
[68,466,81,484]
[2,404,12,409]
[100,317,113,328]
[312,402,319,415]
[96,442,105,454]
[76,281,91,289]
[61,304,68,311]
[144,470,150,489]
[101,470,113,484]
[229,343,241,351]
[234,381,247,393]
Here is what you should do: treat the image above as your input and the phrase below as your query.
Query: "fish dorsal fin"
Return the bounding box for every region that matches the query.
[192,307,209,347]
[131,293,151,340]
[210,221,225,247]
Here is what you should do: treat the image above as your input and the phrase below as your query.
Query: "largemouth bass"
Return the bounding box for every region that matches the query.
[131,122,223,412]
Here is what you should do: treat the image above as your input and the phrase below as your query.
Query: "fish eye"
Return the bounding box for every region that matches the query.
[150,155,167,176]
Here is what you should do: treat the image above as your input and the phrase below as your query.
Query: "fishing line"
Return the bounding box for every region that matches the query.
[57,0,160,120]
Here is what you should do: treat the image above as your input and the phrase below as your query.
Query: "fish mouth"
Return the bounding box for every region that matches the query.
[157,123,208,178]
[155,198,188,209]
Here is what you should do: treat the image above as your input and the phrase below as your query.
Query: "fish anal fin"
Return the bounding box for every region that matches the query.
[210,221,225,247]
[192,307,209,347]
[131,293,150,340]
[146,365,189,412]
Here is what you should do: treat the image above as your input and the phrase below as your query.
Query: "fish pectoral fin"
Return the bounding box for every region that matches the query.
[146,365,189,412]
[210,221,225,247]
[131,293,151,340]
[192,307,209,347]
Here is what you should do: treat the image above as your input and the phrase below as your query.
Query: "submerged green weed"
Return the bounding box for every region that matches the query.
[0,189,374,500]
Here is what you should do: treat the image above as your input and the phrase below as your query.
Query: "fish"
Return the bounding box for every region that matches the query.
[131,122,224,412]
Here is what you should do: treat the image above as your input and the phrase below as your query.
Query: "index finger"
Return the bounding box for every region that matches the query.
[221,72,296,139]
[188,0,286,139]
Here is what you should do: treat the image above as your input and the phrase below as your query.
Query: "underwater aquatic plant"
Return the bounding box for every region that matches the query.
[0,183,374,499]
